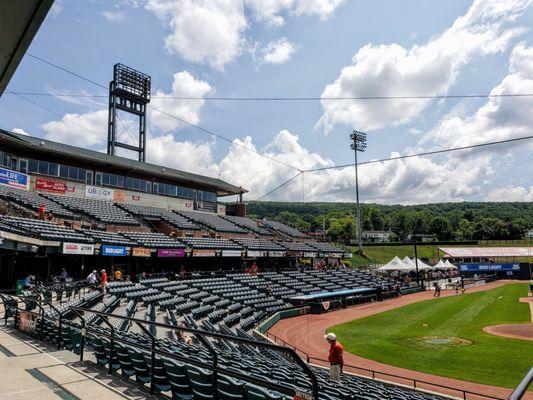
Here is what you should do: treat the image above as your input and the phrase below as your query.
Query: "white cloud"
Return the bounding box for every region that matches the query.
[102,10,126,22]
[317,0,530,133]
[41,109,108,147]
[11,128,30,136]
[487,185,533,201]
[420,43,533,150]
[146,0,247,70]
[260,38,297,64]
[150,71,214,132]
[245,0,345,27]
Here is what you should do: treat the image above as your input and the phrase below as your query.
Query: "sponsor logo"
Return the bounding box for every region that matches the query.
[85,185,114,200]
[0,167,27,190]
[35,177,66,194]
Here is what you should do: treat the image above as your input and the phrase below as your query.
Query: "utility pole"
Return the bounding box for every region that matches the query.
[350,131,367,255]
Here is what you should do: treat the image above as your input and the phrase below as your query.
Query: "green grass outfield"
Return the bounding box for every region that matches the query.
[330,283,533,389]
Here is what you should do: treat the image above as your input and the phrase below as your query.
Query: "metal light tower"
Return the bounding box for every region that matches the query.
[107,64,151,162]
[350,130,367,255]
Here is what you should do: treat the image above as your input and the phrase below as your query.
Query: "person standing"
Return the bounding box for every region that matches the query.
[324,332,343,381]
[87,270,98,288]
[37,203,46,220]
[59,268,68,283]
[100,269,108,292]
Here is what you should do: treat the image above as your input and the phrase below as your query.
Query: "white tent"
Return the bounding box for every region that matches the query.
[433,260,447,269]
[402,256,415,267]
[378,256,413,271]
[413,258,433,270]
[444,260,458,269]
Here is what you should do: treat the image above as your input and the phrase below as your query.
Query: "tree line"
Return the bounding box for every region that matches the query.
[246,201,533,242]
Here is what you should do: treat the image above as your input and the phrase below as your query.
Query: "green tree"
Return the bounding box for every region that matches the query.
[429,216,453,241]
[391,213,412,242]
[328,217,355,242]
[455,219,473,240]
[369,207,385,230]
[473,217,509,240]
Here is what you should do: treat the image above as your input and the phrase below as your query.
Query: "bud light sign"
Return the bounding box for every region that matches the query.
[458,263,521,272]
[0,167,28,190]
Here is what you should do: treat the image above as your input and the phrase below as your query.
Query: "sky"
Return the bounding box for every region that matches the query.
[1,0,532,204]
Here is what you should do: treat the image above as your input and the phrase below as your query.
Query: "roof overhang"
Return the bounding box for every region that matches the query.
[0,0,54,95]
[440,247,533,258]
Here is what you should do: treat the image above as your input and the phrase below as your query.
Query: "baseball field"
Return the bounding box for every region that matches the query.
[330,283,533,389]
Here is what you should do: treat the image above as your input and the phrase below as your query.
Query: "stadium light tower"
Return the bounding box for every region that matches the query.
[350,130,367,255]
[107,64,151,162]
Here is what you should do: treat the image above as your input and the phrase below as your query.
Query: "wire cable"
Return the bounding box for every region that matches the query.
[5,91,533,101]
[254,172,303,201]
[304,135,533,172]
[19,53,302,172]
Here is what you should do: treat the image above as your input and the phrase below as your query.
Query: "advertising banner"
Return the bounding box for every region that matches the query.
[62,242,94,255]
[35,177,66,194]
[113,190,126,203]
[157,248,185,257]
[247,250,265,257]
[132,247,151,257]
[303,252,318,258]
[85,185,114,201]
[458,263,521,272]
[19,311,37,335]
[221,250,242,257]
[101,245,127,256]
[329,253,344,259]
[343,253,353,259]
[193,249,216,257]
[0,167,27,190]
[268,251,286,257]
[287,251,302,257]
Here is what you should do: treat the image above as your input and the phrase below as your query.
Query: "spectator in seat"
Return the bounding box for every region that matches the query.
[23,274,35,290]
[100,269,108,292]
[37,203,45,220]
[46,211,54,221]
[59,268,68,283]
[324,332,343,381]
[114,269,122,281]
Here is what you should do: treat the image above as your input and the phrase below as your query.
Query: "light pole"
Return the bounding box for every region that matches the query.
[350,130,367,255]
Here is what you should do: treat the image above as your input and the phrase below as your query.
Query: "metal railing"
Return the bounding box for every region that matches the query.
[508,367,533,400]
[306,356,506,400]
[68,307,319,400]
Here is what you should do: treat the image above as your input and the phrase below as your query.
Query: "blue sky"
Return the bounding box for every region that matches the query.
[1,0,532,203]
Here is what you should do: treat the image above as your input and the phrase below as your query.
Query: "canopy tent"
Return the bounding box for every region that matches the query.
[403,256,433,270]
[378,256,413,271]
[433,260,447,269]
[444,259,458,269]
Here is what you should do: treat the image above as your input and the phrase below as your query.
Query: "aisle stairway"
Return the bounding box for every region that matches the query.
[0,326,156,400]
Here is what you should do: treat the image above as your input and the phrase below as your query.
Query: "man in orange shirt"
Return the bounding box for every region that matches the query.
[100,269,108,292]
[325,332,343,381]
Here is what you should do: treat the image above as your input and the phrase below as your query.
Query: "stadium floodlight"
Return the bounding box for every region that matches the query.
[350,130,367,255]
[107,63,151,162]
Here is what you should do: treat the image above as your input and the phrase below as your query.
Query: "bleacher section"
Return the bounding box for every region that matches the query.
[181,237,243,250]
[122,231,185,248]
[261,219,305,238]
[0,216,92,242]
[44,194,139,226]
[179,210,248,234]
[81,229,136,246]
[310,242,344,254]
[234,238,286,251]
[280,241,320,253]
[0,185,75,218]
[2,270,445,400]
[118,203,200,231]
[222,215,274,236]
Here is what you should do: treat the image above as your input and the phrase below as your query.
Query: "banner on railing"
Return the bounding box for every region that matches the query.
[221,250,242,257]
[19,311,37,335]
[458,263,520,272]
[101,245,127,256]
[62,242,94,255]
[132,247,151,257]
[0,167,27,190]
[157,248,185,257]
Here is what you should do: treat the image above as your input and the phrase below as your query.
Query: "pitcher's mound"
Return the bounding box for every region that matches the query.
[484,324,533,341]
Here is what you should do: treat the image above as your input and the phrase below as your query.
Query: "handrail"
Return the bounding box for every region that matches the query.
[508,367,533,400]
[70,306,319,400]
[307,356,506,400]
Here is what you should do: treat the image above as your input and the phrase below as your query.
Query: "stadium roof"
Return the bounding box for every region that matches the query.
[440,247,533,258]
[0,129,247,196]
[0,0,54,95]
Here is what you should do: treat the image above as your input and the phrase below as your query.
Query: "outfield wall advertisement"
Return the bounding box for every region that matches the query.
[458,263,521,272]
